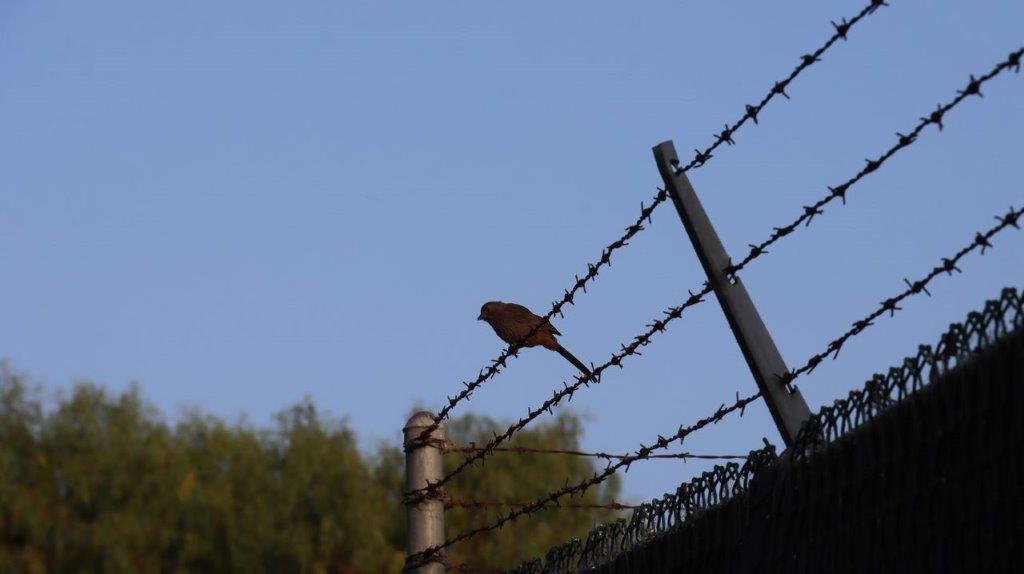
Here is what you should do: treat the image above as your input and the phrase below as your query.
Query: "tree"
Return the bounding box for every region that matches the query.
[0,364,621,572]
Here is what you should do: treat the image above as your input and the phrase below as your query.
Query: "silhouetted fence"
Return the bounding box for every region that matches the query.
[511,287,1024,573]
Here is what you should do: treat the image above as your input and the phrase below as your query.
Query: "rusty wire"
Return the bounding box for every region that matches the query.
[405,205,1024,568]
[405,45,1022,506]
[445,498,638,511]
[413,0,888,447]
[442,558,506,574]
[443,441,747,462]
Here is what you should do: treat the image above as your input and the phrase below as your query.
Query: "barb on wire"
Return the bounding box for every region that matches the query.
[445,498,638,511]
[407,204,1024,568]
[725,46,1024,279]
[414,0,888,446]
[443,441,747,461]
[408,43,1024,502]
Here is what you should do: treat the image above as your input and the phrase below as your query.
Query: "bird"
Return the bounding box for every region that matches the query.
[477,301,593,379]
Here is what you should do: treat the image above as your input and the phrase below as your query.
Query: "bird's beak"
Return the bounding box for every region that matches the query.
[477,313,484,321]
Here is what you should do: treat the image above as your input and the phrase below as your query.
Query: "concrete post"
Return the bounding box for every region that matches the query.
[404,412,445,573]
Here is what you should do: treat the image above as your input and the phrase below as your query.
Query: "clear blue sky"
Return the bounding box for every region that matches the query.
[2,1,1021,504]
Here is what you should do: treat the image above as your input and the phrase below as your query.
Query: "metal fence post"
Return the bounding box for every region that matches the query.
[653,140,812,446]
[404,412,446,573]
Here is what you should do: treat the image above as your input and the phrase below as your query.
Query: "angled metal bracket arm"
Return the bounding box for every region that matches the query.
[653,140,811,446]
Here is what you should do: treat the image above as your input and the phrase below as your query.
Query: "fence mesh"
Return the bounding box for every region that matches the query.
[511,286,1024,573]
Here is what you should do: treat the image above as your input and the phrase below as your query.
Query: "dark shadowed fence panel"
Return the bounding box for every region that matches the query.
[511,287,1023,574]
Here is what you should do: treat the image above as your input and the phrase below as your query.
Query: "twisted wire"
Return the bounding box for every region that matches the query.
[414,0,888,446]
[442,558,506,574]
[445,498,638,511]
[443,441,746,461]
[406,204,1024,568]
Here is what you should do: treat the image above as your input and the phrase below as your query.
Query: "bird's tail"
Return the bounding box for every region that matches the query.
[556,345,593,380]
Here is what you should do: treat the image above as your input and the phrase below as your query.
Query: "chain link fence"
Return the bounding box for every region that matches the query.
[511,286,1023,573]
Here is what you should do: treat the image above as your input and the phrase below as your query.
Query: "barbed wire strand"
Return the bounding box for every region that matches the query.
[441,557,506,574]
[443,441,747,461]
[445,498,638,511]
[405,206,1024,569]
[404,46,1022,505]
[413,0,889,446]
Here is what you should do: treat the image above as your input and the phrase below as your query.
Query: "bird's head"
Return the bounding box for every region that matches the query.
[478,301,502,323]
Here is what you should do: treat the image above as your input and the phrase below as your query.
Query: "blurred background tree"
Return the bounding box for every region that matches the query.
[0,364,622,573]
[440,414,622,570]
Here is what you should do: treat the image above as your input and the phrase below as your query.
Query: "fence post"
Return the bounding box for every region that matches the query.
[652,140,812,446]
[404,412,446,573]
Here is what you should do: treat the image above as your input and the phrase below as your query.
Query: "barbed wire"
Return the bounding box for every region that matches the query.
[404,392,763,570]
[405,44,1022,505]
[724,46,1024,279]
[442,558,506,574]
[443,441,747,462]
[513,281,1021,572]
[405,204,1024,569]
[780,205,1023,386]
[445,498,638,511]
[412,0,888,447]
[674,0,888,174]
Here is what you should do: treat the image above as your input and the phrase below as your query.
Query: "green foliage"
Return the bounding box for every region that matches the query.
[442,414,622,570]
[0,365,621,573]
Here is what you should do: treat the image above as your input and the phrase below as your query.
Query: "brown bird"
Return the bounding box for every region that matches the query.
[477,301,592,378]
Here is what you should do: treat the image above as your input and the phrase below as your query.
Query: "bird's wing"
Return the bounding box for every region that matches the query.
[505,303,560,335]
[503,303,537,321]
